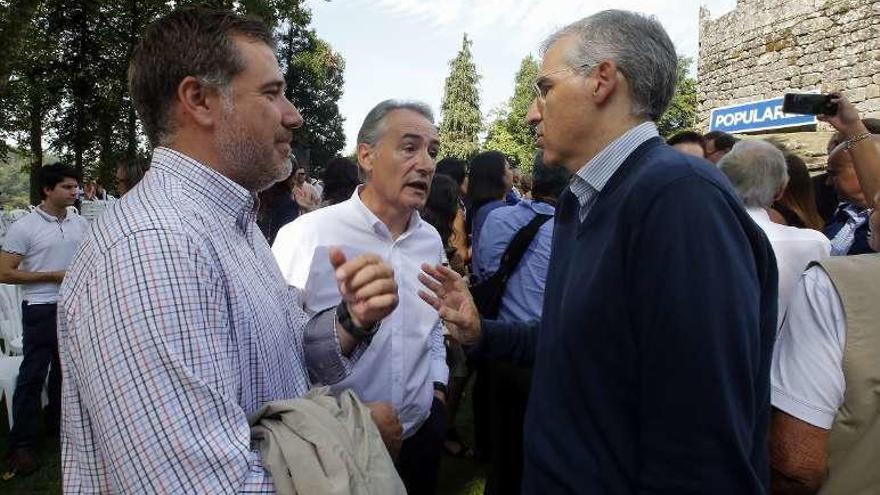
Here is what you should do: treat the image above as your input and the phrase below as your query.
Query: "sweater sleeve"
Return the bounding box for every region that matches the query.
[630,175,775,493]
[477,318,539,366]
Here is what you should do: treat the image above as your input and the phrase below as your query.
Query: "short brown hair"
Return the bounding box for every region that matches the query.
[128,7,275,146]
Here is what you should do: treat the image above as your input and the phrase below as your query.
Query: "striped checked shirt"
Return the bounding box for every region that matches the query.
[58,148,357,493]
[569,121,660,222]
[828,203,871,256]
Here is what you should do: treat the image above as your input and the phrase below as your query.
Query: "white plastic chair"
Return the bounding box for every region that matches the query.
[0,355,23,429]
[7,209,28,223]
[0,284,24,356]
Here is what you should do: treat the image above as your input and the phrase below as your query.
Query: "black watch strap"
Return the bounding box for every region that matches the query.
[336,303,380,341]
[433,381,448,395]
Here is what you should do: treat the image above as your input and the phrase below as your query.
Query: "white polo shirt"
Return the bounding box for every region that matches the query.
[272,187,447,437]
[2,206,89,304]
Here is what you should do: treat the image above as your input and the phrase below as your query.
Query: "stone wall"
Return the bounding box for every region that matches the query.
[698,0,880,151]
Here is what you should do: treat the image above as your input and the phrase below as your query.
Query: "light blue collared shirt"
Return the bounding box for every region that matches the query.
[570,121,659,222]
[472,199,555,323]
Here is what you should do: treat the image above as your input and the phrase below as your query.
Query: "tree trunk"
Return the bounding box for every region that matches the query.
[27,89,43,206]
[124,0,139,157]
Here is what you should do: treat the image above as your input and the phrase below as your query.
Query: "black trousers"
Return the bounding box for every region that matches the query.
[8,303,61,449]
[484,362,532,495]
[398,397,447,495]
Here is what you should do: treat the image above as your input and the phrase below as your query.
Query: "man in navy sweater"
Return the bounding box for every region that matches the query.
[420,9,777,495]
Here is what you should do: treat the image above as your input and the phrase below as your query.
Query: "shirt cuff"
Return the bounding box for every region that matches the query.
[771,386,836,430]
[430,358,449,385]
[303,307,364,385]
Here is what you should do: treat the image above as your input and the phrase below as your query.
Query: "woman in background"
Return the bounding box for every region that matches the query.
[465,151,514,269]
[420,173,473,459]
[770,153,825,231]
[321,156,361,206]
[258,170,299,245]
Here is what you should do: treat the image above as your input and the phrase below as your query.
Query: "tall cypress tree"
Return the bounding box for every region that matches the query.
[484,54,539,170]
[439,34,482,160]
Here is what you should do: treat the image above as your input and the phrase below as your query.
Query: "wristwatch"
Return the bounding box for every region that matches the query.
[336,303,380,341]
[433,382,448,395]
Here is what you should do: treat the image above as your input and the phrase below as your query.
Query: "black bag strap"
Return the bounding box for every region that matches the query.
[491,213,552,288]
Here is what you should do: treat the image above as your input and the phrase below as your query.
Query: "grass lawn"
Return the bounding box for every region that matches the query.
[1,387,485,494]
[0,403,62,494]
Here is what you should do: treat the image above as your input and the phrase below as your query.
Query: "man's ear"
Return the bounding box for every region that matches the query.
[176,76,223,129]
[589,60,620,106]
[773,184,787,202]
[357,143,375,177]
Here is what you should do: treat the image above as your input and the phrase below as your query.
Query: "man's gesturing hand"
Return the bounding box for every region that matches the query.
[330,248,398,328]
[366,401,403,457]
[417,263,481,346]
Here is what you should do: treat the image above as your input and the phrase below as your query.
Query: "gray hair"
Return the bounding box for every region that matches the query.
[541,10,678,121]
[718,140,789,208]
[357,99,435,146]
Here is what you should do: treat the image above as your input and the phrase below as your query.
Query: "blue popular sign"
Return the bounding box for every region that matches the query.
[709,97,817,133]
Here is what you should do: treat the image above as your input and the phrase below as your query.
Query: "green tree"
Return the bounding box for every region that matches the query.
[0,149,33,209]
[1,0,66,203]
[438,34,482,160]
[279,2,346,178]
[1,0,338,200]
[483,54,539,170]
[0,0,42,100]
[657,56,698,138]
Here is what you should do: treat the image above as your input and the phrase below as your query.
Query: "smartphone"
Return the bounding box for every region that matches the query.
[782,93,837,116]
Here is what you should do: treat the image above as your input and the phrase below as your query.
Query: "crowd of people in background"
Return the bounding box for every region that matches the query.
[1,6,879,495]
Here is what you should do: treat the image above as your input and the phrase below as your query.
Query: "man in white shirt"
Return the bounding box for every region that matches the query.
[0,164,88,477]
[769,94,880,495]
[718,140,831,327]
[273,99,447,494]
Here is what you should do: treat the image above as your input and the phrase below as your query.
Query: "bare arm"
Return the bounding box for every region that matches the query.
[0,251,64,285]
[770,408,829,495]
[820,93,880,205]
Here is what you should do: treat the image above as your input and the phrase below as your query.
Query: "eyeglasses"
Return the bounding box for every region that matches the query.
[532,63,593,104]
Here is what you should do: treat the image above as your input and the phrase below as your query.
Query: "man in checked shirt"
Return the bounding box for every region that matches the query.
[56,7,401,492]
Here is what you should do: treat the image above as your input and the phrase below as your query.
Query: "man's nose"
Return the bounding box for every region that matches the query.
[283,97,304,130]
[526,98,542,126]
[415,150,436,176]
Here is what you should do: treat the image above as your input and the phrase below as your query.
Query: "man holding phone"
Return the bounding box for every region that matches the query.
[815,93,879,255]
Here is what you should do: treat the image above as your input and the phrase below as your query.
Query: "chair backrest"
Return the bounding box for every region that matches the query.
[0,284,23,343]
[8,209,28,223]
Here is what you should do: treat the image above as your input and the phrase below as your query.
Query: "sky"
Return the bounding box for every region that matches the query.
[306,0,738,153]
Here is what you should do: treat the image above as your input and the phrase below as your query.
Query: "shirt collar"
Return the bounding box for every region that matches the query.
[520,199,556,216]
[572,121,659,196]
[349,185,423,239]
[836,201,869,218]
[150,147,257,226]
[746,206,771,223]
[34,205,70,223]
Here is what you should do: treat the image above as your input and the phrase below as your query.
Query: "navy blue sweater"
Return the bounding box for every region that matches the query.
[501,138,778,494]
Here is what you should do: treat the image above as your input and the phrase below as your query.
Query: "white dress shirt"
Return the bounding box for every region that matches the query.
[273,187,448,437]
[770,266,846,429]
[746,207,831,328]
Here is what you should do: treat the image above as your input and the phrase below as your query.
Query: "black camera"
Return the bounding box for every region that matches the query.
[782,93,837,116]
